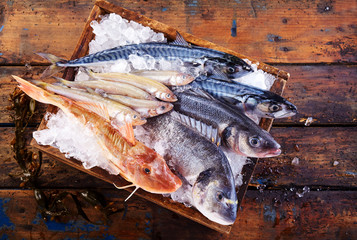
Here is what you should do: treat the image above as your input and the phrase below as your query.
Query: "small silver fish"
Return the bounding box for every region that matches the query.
[173,90,281,158]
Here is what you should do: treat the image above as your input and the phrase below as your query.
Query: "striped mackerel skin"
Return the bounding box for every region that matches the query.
[193,77,279,102]
[57,43,232,67]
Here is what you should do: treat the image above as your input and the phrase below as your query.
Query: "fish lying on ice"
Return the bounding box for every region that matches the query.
[132,70,195,86]
[57,78,154,100]
[32,80,146,128]
[85,70,177,102]
[105,94,173,118]
[13,75,182,196]
[173,90,281,158]
[37,32,253,80]
[136,113,237,225]
[192,76,297,120]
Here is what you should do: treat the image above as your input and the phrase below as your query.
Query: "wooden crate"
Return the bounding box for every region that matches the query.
[31,0,289,234]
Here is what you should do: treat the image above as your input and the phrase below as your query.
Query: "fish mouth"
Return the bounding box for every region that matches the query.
[261,148,282,158]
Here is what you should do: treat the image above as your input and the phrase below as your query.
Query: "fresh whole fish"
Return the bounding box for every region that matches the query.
[136,113,237,225]
[192,76,297,120]
[105,94,173,118]
[86,71,177,102]
[13,75,182,195]
[37,33,253,80]
[132,70,195,86]
[57,78,154,100]
[173,91,281,158]
[32,80,146,127]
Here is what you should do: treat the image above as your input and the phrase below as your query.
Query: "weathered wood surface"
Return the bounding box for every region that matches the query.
[1,65,356,125]
[0,0,356,238]
[0,189,355,239]
[0,0,356,65]
[1,126,356,189]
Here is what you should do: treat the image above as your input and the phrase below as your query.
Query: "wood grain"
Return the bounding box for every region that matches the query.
[0,189,355,239]
[253,127,357,188]
[0,0,356,65]
[1,125,355,189]
[1,65,356,125]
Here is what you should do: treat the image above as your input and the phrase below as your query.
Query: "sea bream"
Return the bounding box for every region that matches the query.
[37,32,253,80]
[192,76,297,120]
[136,113,237,225]
[173,90,282,158]
[12,75,182,196]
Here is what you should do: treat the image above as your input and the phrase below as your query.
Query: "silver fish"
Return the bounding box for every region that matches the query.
[192,76,297,120]
[37,33,253,80]
[136,113,237,225]
[173,90,281,158]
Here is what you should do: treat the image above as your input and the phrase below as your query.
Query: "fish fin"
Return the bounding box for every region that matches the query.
[114,121,136,145]
[171,31,190,47]
[124,186,140,202]
[221,96,241,105]
[74,100,111,121]
[113,183,135,189]
[12,75,65,107]
[210,68,232,82]
[171,111,221,146]
[196,168,215,184]
[82,68,98,80]
[187,87,216,100]
[37,53,67,79]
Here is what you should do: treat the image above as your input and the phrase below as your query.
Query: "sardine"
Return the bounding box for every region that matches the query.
[173,91,281,158]
[132,70,195,86]
[106,94,173,118]
[32,80,146,127]
[136,113,237,225]
[37,33,253,80]
[86,71,177,102]
[193,76,297,119]
[13,75,182,194]
[57,78,154,100]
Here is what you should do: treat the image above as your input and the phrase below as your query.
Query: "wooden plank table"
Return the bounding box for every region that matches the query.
[0,0,356,239]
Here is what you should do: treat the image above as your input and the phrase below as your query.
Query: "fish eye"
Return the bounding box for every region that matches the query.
[133,115,138,119]
[160,105,166,110]
[227,67,235,74]
[216,191,224,202]
[143,168,151,174]
[269,104,281,112]
[166,93,171,98]
[249,137,261,147]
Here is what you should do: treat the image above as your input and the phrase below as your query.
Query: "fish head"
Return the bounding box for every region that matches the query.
[252,95,298,119]
[149,102,173,116]
[127,146,182,194]
[171,73,195,85]
[223,124,281,158]
[157,91,178,102]
[127,113,147,126]
[192,168,237,225]
[223,56,254,79]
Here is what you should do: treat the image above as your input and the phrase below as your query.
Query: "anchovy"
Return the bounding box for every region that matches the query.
[135,113,237,225]
[37,33,253,79]
[192,76,297,120]
[173,90,281,158]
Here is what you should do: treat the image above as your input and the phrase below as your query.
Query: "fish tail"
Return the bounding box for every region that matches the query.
[52,76,74,87]
[12,75,67,109]
[37,53,67,79]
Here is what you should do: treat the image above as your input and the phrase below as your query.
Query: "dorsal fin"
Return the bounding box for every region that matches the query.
[171,111,221,146]
[74,101,111,121]
[186,87,216,100]
[171,32,190,47]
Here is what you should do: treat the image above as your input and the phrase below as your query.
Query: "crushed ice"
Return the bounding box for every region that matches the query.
[36,13,277,208]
